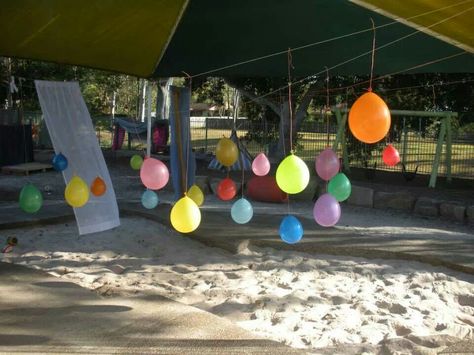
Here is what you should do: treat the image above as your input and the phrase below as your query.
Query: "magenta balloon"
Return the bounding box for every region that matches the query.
[313,193,341,227]
[315,148,340,181]
[252,152,271,176]
[140,158,169,190]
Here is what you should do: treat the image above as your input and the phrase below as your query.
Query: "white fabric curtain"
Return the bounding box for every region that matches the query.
[35,80,120,235]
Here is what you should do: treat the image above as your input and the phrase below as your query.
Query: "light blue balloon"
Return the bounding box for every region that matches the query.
[279,215,303,244]
[231,198,253,224]
[141,190,159,209]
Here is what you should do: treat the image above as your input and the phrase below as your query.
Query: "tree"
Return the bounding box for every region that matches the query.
[224,77,320,160]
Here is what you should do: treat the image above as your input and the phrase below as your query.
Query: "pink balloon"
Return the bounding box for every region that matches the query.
[252,152,271,176]
[315,148,340,181]
[140,158,169,190]
[313,193,341,227]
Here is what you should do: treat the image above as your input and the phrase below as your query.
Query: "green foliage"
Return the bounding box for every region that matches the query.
[0,58,142,119]
[192,77,225,106]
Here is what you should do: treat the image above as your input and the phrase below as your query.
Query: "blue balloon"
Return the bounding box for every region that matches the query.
[52,153,68,171]
[141,190,159,209]
[231,198,253,224]
[279,215,303,244]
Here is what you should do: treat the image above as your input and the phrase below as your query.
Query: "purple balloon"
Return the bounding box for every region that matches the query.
[315,148,340,181]
[313,193,341,227]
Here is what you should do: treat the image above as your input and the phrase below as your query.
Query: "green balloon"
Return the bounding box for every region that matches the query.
[130,154,143,170]
[328,173,351,202]
[19,183,43,213]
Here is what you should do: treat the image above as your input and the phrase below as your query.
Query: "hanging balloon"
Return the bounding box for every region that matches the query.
[170,196,201,233]
[140,158,169,190]
[141,189,159,209]
[65,175,89,208]
[187,184,204,206]
[130,154,143,170]
[52,153,68,171]
[279,215,303,244]
[313,193,341,227]
[315,148,340,181]
[217,177,237,201]
[19,183,43,213]
[382,144,400,166]
[90,176,107,197]
[327,173,351,202]
[348,92,391,144]
[231,198,253,224]
[252,152,271,176]
[276,154,309,194]
[216,137,238,167]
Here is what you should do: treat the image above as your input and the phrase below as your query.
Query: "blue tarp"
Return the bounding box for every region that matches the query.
[113,117,148,134]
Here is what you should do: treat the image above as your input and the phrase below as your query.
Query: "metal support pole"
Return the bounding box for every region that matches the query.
[146,81,152,157]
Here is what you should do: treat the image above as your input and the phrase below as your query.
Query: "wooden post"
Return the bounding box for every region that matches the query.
[445,115,452,183]
[402,117,408,165]
[429,119,446,188]
[205,117,209,153]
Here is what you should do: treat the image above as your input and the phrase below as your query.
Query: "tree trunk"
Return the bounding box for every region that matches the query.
[274,101,291,160]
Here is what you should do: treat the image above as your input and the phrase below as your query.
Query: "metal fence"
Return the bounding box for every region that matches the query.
[190,116,474,180]
[23,111,474,180]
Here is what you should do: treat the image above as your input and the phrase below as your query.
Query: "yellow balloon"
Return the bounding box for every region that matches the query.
[170,196,201,233]
[65,175,90,207]
[276,154,310,194]
[216,137,238,167]
[187,184,204,206]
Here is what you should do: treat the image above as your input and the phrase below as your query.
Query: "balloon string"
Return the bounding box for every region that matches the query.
[241,150,245,198]
[183,71,192,194]
[369,18,376,92]
[287,48,294,154]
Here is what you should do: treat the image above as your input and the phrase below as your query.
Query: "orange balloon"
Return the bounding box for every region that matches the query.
[91,176,107,196]
[348,92,391,144]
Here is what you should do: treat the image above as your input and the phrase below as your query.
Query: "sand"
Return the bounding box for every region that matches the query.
[2,215,473,354]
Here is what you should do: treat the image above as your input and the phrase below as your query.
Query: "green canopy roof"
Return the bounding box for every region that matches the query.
[1,0,473,78]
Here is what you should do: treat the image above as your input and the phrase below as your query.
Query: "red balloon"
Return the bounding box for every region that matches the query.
[217,178,237,201]
[90,176,106,196]
[382,144,400,166]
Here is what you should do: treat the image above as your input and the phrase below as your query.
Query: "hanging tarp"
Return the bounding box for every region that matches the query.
[1,1,473,77]
[35,80,120,235]
[114,118,148,134]
[169,86,195,200]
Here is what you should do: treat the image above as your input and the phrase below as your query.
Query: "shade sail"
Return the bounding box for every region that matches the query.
[0,0,188,77]
[1,0,473,78]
